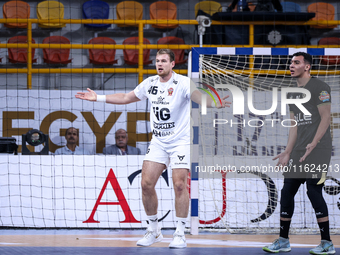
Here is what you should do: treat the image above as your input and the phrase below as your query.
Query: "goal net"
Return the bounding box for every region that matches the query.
[190,47,340,234]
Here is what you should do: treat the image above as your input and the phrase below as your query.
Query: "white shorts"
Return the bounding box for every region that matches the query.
[144,142,190,169]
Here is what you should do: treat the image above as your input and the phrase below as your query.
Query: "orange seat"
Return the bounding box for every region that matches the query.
[116,1,143,27]
[318,37,340,65]
[123,37,152,65]
[307,2,337,29]
[8,36,36,64]
[149,1,178,29]
[3,0,30,28]
[88,37,118,65]
[42,36,72,64]
[157,36,187,65]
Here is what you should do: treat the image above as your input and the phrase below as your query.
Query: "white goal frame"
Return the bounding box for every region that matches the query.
[188,47,340,235]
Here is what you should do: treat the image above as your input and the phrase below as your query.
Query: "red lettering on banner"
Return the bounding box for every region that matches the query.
[83,168,140,223]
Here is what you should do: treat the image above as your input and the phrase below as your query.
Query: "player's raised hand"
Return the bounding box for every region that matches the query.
[216,95,232,108]
[75,88,97,101]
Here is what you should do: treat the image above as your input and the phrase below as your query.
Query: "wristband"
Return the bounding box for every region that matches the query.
[97,95,106,102]
[211,101,216,108]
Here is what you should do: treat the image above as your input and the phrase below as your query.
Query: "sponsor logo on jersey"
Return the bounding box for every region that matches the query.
[177,155,185,161]
[168,87,174,96]
[152,96,169,105]
[152,130,174,137]
[319,91,330,102]
[294,112,312,126]
[153,107,170,121]
[153,121,175,129]
[160,90,165,94]
[289,93,303,99]
[173,80,178,84]
[146,148,150,154]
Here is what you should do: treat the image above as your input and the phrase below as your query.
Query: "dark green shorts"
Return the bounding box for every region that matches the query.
[283,147,332,184]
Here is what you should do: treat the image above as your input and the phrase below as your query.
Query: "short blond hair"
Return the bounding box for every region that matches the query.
[157,49,175,62]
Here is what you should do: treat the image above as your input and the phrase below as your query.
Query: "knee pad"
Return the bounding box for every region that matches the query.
[280,184,297,218]
[307,184,329,218]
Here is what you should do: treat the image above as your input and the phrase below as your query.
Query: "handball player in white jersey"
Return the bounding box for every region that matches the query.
[76,49,230,248]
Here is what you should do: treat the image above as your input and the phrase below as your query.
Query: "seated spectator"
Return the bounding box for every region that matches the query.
[228,0,250,12]
[55,127,91,155]
[254,0,282,12]
[227,0,282,12]
[103,129,141,155]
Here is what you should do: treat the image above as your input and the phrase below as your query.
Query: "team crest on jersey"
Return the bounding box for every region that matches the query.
[319,91,330,102]
[168,87,174,96]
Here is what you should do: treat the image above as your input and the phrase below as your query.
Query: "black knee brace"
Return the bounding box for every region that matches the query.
[280,180,301,218]
[307,183,329,218]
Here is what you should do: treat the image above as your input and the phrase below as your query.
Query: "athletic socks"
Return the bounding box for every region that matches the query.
[318,221,331,241]
[176,217,187,235]
[279,220,330,241]
[147,214,158,231]
[279,220,291,239]
[147,215,186,234]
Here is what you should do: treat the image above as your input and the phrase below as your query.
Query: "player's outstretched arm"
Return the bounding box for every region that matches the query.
[76,89,140,105]
[75,88,97,101]
[106,91,141,105]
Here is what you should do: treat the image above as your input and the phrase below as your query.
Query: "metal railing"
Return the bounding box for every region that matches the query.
[0,18,339,88]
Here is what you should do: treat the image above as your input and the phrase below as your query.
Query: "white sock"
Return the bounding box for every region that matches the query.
[176,217,187,235]
[147,214,158,231]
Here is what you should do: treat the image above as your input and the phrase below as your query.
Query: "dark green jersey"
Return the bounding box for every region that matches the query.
[288,77,332,150]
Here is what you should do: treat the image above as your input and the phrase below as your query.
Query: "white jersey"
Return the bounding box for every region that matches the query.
[134,72,193,147]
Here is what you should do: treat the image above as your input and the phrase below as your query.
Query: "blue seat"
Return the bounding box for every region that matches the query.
[82,0,111,29]
[281,2,301,12]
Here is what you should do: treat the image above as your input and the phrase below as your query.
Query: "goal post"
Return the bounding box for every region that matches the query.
[189,47,340,234]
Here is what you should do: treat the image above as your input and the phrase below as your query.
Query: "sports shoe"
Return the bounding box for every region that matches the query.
[263,237,291,253]
[136,227,163,247]
[169,231,186,249]
[309,240,336,255]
